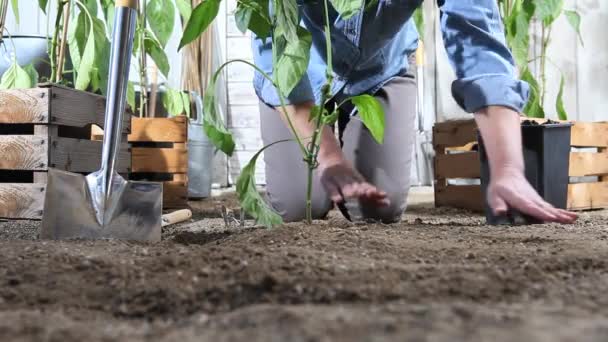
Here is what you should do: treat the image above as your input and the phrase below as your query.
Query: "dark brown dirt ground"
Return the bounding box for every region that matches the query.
[1,190,608,342]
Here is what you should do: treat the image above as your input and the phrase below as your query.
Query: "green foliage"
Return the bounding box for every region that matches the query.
[179,0,388,227]
[175,0,193,22]
[203,63,236,156]
[147,0,175,47]
[178,0,221,50]
[351,94,385,144]
[144,30,170,76]
[0,62,35,89]
[38,0,49,13]
[274,27,312,98]
[235,0,271,38]
[498,0,583,120]
[10,0,18,24]
[127,81,136,111]
[556,75,567,121]
[163,88,191,117]
[329,0,363,19]
[413,6,424,41]
[236,143,285,228]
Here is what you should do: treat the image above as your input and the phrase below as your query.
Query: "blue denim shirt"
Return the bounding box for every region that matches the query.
[251,0,530,114]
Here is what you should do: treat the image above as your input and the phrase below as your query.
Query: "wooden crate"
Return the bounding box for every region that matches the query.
[0,84,131,219]
[128,116,188,209]
[433,119,608,212]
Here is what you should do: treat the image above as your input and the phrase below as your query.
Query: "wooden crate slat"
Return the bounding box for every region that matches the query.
[432,119,477,149]
[131,147,188,173]
[51,137,131,173]
[48,85,131,133]
[435,152,481,179]
[434,184,484,212]
[569,152,608,177]
[0,135,48,170]
[0,88,49,123]
[571,122,608,147]
[0,183,45,219]
[129,117,187,143]
[567,182,608,210]
[163,180,188,208]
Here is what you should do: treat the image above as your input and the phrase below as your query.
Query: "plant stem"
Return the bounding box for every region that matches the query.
[50,1,66,83]
[56,0,71,83]
[539,24,551,108]
[138,0,148,118]
[305,0,334,224]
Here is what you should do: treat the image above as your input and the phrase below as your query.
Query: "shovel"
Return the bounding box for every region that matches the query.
[40,0,163,242]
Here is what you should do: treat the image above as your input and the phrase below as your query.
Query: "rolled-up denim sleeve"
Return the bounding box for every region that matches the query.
[438,0,530,113]
[251,34,315,107]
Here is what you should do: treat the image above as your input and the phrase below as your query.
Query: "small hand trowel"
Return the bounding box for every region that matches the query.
[41,0,162,242]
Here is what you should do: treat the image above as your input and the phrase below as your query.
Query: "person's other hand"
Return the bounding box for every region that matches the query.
[318,158,390,207]
[487,166,577,223]
[475,106,578,224]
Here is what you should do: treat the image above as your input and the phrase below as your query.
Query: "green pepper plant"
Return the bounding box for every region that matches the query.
[179,0,387,226]
[498,0,583,119]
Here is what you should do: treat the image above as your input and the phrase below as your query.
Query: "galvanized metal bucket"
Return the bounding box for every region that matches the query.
[187,91,215,199]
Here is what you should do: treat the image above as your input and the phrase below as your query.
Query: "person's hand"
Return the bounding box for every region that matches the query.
[318,158,390,207]
[487,166,578,223]
[475,106,578,224]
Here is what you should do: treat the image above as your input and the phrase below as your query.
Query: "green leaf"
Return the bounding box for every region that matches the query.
[503,1,534,69]
[75,27,96,90]
[234,3,253,34]
[10,0,18,24]
[564,10,583,46]
[23,64,39,86]
[91,17,111,93]
[178,0,222,50]
[274,27,312,98]
[203,67,235,156]
[99,0,115,34]
[127,81,136,112]
[39,0,49,13]
[534,0,563,26]
[235,0,272,37]
[413,6,424,41]
[176,0,193,23]
[351,94,385,144]
[82,0,98,17]
[68,12,88,75]
[236,143,284,228]
[556,74,568,121]
[323,109,339,126]
[521,68,545,118]
[329,0,363,19]
[145,30,170,77]
[181,92,191,117]
[274,0,299,41]
[0,62,34,89]
[148,0,175,47]
[163,88,186,116]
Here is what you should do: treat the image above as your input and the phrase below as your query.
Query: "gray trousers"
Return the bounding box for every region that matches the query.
[259,74,416,223]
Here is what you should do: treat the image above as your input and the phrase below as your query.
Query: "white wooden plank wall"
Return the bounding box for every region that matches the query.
[225,0,266,185]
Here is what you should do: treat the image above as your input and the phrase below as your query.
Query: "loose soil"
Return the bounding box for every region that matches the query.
[1,191,607,341]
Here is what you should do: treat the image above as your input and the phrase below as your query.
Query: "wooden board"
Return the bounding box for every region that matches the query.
[163,180,188,209]
[567,182,608,210]
[0,88,48,123]
[0,135,48,170]
[432,119,477,150]
[0,85,131,132]
[0,183,45,219]
[131,146,188,173]
[47,84,131,132]
[434,184,484,212]
[129,116,188,143]
[570,122,608,147]
[434,152,481,179]
[51,137,131,173]
[569,152,608,177]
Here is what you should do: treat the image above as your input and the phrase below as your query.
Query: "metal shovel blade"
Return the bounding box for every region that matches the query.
[41,169,162,242]
[40,2,162,242]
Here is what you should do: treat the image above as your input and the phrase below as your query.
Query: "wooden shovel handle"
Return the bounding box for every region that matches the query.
[162,209,192,227]
[116,0,138,9]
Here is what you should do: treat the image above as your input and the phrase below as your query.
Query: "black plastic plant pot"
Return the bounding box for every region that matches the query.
[477,121,573,225]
